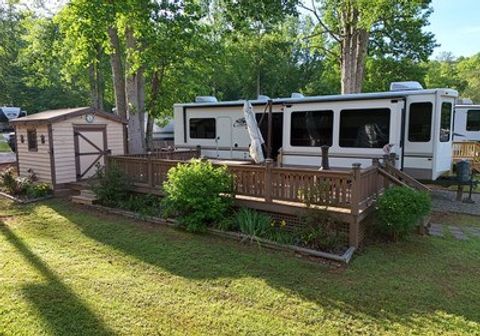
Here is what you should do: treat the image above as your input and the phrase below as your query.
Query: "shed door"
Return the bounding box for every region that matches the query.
[74,125,108,180]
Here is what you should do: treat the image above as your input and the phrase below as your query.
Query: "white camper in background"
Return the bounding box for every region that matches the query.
[453,100,480,142]
[174,82,458,180]
[0,106,26,131]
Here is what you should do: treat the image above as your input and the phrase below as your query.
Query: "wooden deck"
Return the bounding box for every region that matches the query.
[453,142,480,173]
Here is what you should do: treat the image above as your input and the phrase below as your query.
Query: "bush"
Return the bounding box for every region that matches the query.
[376,187,431,240]
[162,160,234,232]
[295,210,347,252]
[118,194,162,217]
[92,164,131,207]
[0,167,34,196]
[26,183,52,198]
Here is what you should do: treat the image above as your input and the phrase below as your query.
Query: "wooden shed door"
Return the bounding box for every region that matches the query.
[74,125,108,180]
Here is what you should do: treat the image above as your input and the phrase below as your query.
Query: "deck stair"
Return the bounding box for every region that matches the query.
[71,189,98,205]
[378,157,431,192]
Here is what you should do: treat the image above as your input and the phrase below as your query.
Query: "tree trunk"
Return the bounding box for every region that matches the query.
[88,58,104,111]
[340,5,369,94]
[108,26,127,117]
[125,27,146,154]
[145,70,161,151]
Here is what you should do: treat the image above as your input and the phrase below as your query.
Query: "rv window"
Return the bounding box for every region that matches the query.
[27,129,37,151]
[466,110,480,131]
[189,118,216,139]
[290,110,333,147]
[408,102,432,142]
[339,108,390,148]
[440,102,452,142]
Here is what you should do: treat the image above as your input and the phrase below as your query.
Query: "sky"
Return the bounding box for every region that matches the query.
[428,0,480,58]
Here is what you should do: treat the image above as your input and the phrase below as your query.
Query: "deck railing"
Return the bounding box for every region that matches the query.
[453,141,480,162]
[107,155,384,214]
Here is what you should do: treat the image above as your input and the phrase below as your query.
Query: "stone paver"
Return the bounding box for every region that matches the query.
[428,223,480,240]
[428,223,444,237]
[448,225,467,240]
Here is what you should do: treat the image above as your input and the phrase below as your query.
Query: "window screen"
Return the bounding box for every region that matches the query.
[466,110,480,131]
[408,102,432,142]
[27,129,37,151]
[290,110,333,146]
[440,102,452,142]
[189,118,216,139]
[339,108,390,148]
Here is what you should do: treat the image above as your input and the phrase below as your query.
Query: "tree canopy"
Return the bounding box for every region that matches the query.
[0,0,479,151]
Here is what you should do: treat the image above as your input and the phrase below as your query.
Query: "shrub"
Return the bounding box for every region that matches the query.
[118,194,162,217]
[0,167,34,195]
[92,164,131,207]
[26,183,52,198]
[162,160,234,232]
[295,210,347,252]
[376,187,431,240]
[234,208,272,240]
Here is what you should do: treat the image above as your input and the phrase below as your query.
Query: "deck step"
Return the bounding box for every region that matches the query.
[80,189,96,198]
[71,194,98,205]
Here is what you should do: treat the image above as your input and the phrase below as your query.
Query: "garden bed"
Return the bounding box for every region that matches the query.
[85,203,356,264]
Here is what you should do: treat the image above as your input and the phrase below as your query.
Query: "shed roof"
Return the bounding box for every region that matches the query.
[10,107,127,125]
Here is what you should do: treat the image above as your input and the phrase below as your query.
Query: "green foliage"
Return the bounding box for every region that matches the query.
[92,164,131,207]
[376,187,432,240]
[295,210,347,252]
[0,167,51,198]
[25,183,52,199]
[234,208,272,240]
[162,160,234,232]
[118,194,162,218]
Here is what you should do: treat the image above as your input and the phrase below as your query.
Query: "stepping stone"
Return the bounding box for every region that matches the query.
[448,225,467,240]
[428,223,444,237]
[465,227,480,238]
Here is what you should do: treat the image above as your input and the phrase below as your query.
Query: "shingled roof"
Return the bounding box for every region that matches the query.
[10,107,127,125]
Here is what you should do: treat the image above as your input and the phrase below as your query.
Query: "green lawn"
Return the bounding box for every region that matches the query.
[1,199,479,335]
[0,139,11,152]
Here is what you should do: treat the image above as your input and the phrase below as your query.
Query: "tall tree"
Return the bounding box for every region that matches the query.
[301,0,436,93]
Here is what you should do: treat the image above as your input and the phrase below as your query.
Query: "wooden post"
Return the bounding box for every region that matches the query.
[321,145,330,170]
[147,154,153,188]
[265,158,273,202]
[388,152,396,167]
[196,145,201,159]
[372,158,380,197]
[267,99,273,159]
[349,163,361,248]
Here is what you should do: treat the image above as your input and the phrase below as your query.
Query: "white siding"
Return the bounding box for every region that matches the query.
[52,114,125,184]
[16,125,52,183]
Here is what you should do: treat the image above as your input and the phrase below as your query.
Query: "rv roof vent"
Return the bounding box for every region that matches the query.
[457,98,473,105]
[257,95,270,101]
[291,92,305,99]
[195,96,218,103]
[389,81,423,91]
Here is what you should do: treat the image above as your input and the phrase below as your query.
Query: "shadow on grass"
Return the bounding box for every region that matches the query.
[0,221,114,336]
[46,201,480,329]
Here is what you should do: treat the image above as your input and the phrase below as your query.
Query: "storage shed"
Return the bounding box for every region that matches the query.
[10,107,127,189]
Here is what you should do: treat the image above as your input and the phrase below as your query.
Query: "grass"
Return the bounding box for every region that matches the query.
[0,139,11,152]
[0,199,479,335]
[432,212,480,228]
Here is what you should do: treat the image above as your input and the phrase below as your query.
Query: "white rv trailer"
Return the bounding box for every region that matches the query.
[174,84,458,180]
[453,104,480,142]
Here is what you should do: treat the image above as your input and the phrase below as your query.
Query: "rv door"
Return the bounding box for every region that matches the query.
[215,117,233,158]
